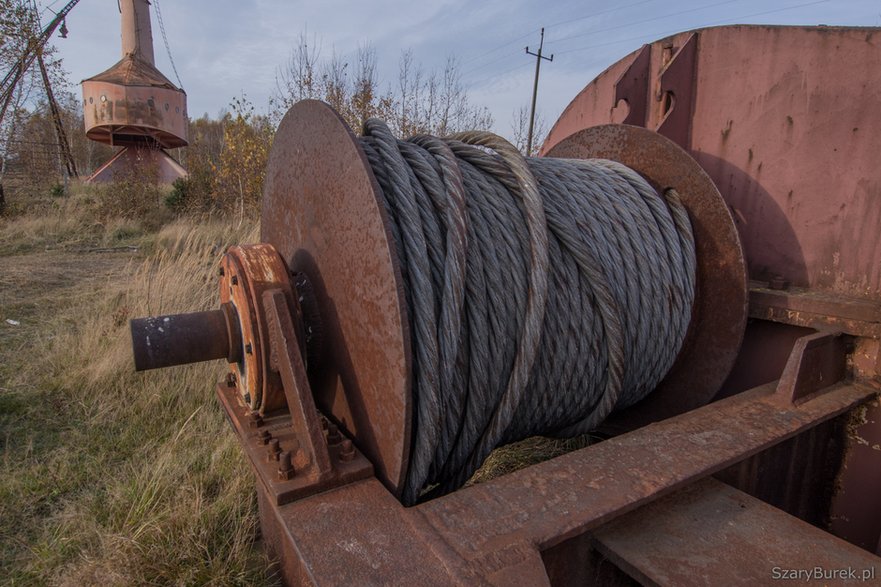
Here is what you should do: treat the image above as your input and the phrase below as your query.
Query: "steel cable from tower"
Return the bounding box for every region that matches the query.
[358,120,696,505]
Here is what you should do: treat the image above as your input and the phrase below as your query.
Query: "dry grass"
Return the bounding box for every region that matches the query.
[468,435,596,486]
[0,194,275,585]
[0,181,595,585]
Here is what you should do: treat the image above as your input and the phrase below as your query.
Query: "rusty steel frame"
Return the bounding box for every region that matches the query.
[219,325,877,585]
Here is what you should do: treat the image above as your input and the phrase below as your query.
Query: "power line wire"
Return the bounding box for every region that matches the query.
[544,0,656,30]
[555,0,829,55]
[467,0,830,89]
[461,0,654,72]
[552,0,743,46]
[153,0,184,89]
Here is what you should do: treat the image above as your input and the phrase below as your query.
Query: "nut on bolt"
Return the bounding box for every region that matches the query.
[278,451,294,480]
[769,275,789,290]
[339,439,355,462]
[267,438,281,461]
[257,429,271,445]
[326,423,342,445]
[247,412,264,429]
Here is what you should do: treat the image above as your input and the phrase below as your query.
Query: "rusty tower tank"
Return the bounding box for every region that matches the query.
[82,0,187,183]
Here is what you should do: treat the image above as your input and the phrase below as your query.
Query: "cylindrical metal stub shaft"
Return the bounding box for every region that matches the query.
[130,304,242,371]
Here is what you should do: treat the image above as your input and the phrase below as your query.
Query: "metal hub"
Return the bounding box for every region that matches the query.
[219,244,300,413]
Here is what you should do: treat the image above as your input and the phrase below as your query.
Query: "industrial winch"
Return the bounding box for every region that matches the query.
[130,24,881,587]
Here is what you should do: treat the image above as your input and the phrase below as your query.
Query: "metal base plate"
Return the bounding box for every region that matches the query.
[546,124,748,429]
[261,100,412,495]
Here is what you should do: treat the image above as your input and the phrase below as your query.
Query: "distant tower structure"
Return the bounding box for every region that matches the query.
[82,0,187,183]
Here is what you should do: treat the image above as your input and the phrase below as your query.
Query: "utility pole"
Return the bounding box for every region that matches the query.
[525,27,553,155]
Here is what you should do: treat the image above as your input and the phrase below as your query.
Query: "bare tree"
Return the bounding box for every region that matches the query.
[510,104,547,156]
[273,30,321,114]
[273,33,493,137]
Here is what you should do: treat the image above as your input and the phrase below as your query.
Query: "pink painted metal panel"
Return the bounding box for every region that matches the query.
[544,24,881,554]
[545,50,637,145]
[545,25,881,300]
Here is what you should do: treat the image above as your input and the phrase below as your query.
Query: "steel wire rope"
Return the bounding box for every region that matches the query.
[358,120,696,504]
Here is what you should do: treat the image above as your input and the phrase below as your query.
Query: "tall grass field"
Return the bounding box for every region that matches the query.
[0,183,592,585]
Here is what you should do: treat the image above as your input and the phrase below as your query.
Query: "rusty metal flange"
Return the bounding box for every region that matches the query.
[220,244,299,414]
[546,124,749,430]
[261,100,412,495]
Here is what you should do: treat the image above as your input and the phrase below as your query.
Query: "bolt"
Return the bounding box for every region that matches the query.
[226,372,237,388]
[245,343,253,355]
[339,439,355,462]
[218,265,225,277]
[267,438,281,461]
[231,275,239,286]
[257,430,271,445]
[278,451,294,480]
[247,412,263,429]
[320,415,329,431]
[769,275,789,290]
[326,423,341,445]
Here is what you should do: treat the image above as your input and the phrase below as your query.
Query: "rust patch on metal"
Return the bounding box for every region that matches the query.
[750,282,881,338]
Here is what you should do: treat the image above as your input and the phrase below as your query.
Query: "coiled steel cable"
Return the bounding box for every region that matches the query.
[359,120,696,505]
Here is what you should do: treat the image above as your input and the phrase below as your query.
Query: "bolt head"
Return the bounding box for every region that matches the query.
[247,412,263,429]
[769,275,789,290]
[339,438,355,462]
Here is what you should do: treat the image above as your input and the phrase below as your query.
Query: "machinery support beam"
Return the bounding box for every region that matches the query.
[215,327,878,585]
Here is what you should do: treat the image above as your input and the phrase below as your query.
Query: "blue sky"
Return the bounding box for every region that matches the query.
[47,0,880,136]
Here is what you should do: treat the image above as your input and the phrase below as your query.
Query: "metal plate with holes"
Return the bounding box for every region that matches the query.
[219,245,294,413]
[546,124,748,429]
[261,100,412,495]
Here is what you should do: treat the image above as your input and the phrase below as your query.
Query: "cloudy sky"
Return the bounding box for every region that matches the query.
[47,0,879,136]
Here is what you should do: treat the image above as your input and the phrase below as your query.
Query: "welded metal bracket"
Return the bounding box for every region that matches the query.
[776,331,848,404]
[614,44,650,126]
[264,288,334,482]
[656,32,698,148]
[215,288,373,506]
